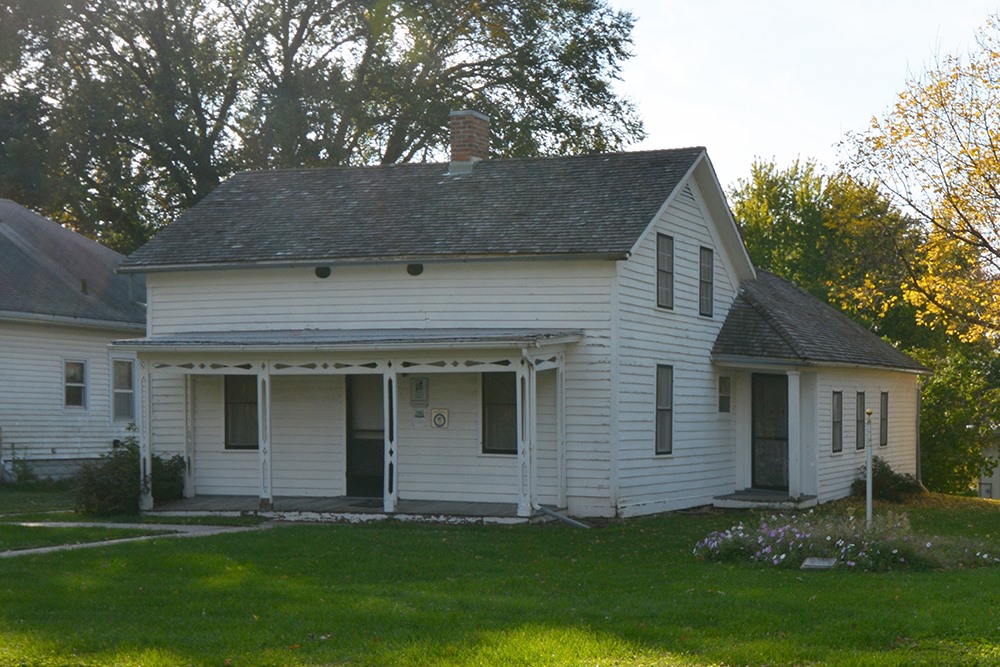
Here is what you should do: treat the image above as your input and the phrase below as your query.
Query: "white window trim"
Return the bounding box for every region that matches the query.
[63,358,88,410]
[110,355,137,423]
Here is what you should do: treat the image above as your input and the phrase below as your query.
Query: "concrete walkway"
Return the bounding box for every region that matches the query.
[0,521,276,558]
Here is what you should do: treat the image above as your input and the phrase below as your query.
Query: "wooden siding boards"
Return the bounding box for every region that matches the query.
[0,320,137,470]
[614,182,741,516]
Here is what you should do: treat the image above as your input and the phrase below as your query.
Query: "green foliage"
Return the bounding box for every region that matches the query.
[851,456,923,501]
[911,344,1000,493]
[69,440,143,517]
[0,0,643,253]
[151,454,185,504]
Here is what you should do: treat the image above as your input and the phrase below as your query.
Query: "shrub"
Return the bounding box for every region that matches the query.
[851,456,922,501]
[70,440,144,516]
[152,454,186,503]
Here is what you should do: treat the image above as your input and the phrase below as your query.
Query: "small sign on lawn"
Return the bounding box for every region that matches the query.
[801,557,838,570]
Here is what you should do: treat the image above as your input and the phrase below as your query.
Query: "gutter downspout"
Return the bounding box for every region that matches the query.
[533,503,589,529]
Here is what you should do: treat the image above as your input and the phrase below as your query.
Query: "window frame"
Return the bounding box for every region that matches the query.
[655,365,673,455]
[64,359,87,409]
[224,375,259,451]
[656,233,674,309]
[879,391,889,447]
[699,246,714,317]
[718,376,731,413]
[856,391,866,450]
[481,372,517,455]
[831,391,843,453]
[111,358,135,422]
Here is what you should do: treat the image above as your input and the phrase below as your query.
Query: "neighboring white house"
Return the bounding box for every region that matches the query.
[114,111,925,519]
[0,200,146,479]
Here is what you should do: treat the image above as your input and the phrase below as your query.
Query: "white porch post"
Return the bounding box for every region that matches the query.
[516,358,536,517]
[787,370,801,499]
[183,374,196,498]
[383,365,399,513]
[257,363,272,509]
[556,355,567,509]
[138,359,153,510]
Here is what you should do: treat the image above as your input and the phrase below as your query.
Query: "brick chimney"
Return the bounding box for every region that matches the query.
[449,110,489,172]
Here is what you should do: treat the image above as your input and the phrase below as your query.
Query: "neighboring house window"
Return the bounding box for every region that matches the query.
[832,391,843,453]
[64,361,86,408]
[655,365,673,455]
[482,372,517,454]
[856,391,866,450]
[112,359,135,421]
[718,376,731,413]
[699,246,714,316]
[656,233,674,309]
[879,392,889,447]
[225,375,259,450]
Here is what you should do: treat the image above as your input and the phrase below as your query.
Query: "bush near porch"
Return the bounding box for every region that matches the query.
[0,494,999,666]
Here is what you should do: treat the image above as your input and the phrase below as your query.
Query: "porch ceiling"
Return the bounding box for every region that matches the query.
[112,327,584,352]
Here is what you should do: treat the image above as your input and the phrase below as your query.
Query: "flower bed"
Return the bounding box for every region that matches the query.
[694,508,1000,571]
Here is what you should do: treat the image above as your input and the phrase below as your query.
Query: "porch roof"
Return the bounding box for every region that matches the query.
[112,327,584,352]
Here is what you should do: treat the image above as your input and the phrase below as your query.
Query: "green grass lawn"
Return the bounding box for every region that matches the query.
[0,482,74,515]
[0,524,175,552]
[0,495,998,666]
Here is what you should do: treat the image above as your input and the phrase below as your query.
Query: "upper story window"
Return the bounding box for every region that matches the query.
[718,376,731,413]
[656,233,674,309]
[112,359,135,421]
[699,246,714,316]
[225,375,259,450]
[64,360,87,408]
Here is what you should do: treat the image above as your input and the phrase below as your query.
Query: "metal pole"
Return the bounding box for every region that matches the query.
[866,408,873,528]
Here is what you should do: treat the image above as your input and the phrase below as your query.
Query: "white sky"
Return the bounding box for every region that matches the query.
[611,0,998,189]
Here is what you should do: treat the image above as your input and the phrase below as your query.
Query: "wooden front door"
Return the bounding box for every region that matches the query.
[751,373,789,491]
[346,375,384,497]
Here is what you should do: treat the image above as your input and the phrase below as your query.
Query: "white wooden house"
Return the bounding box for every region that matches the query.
[115,111,924,519]
[0,200,145,479]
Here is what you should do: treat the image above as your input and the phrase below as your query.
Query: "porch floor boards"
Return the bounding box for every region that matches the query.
[150,495,524,522]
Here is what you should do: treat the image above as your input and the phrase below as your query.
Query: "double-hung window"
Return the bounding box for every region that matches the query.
[879,392,889,447]
[699,247,714,316]
[482,372,517,454]
[832,391,843,453]
[112,359,135,421]
[656,234,674,309]
[856,392,866,450]
[655,365,673,455]
[64,361,86,408]
[225,375,259,450]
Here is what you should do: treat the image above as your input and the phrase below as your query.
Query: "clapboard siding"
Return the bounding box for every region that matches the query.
[271,375,343,497]
[191,376,258,495]
[146,259,616,514]
[0,320,137,469]
[615,182,740,516]
[815,369,919,501]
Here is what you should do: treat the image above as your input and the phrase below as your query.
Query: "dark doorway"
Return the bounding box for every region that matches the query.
[346,375,384,497]
[751,373,789,491]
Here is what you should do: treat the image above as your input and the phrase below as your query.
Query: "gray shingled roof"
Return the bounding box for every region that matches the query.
[0,200,145,328]
[120,148,705,270]
[712,270,924,372]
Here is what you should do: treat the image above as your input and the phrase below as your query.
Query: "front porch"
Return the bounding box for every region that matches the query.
[149,495,535,524]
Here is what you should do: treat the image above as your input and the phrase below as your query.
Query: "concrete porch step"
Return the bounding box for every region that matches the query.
[713,489,818,510]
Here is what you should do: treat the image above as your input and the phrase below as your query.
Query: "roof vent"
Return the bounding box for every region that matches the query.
[448,110,489,174]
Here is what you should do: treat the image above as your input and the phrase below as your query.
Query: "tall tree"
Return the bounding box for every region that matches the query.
[0,0,643,253]
[848,15,1000,342]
